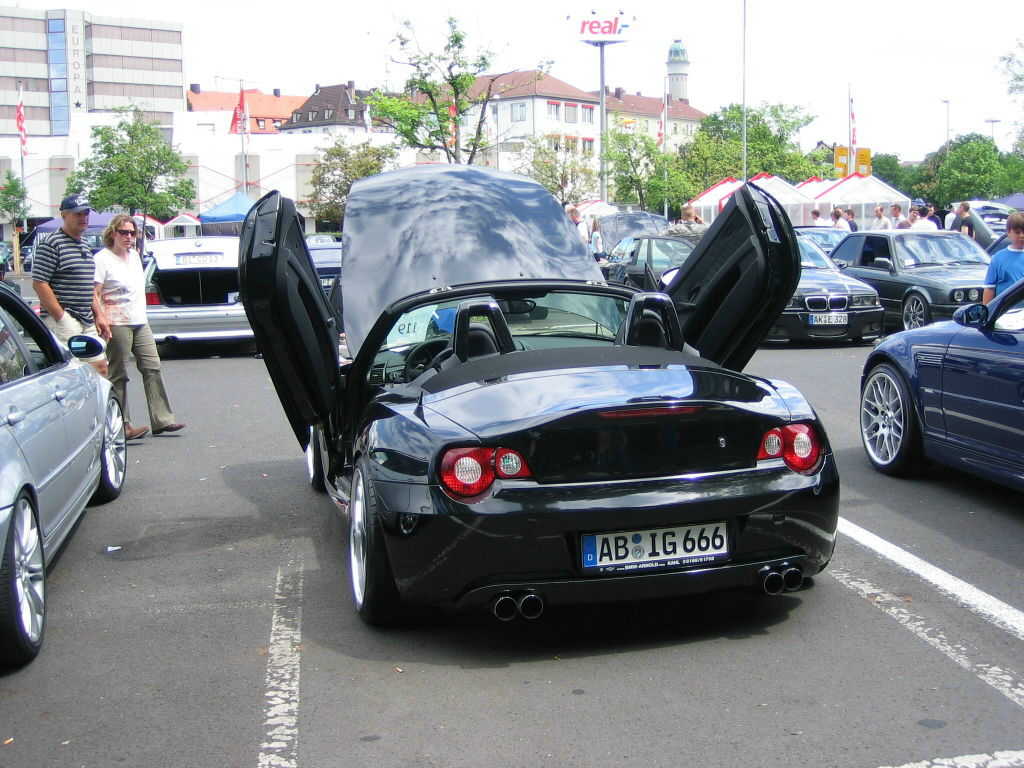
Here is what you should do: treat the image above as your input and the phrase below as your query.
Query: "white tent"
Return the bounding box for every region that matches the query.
[163,212,202,240]
[799,174,911,229]
[689,177,743,225]
[747,173,818,226]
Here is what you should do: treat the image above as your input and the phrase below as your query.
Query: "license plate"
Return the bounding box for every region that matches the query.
[808,312,847,325]
[581,522,728,574]
[174,252,225,266]
[320,278,333,288]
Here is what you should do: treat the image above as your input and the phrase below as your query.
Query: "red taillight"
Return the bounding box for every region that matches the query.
[758,424,822,474]
[145,291,161,306]
[439,447,531,499]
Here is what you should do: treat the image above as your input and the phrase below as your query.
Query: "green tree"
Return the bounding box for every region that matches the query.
[603,129,660,209]
[644,153,698,219]
[0,171,28,232]
[871,153,908,191]
[677,103,830,191]
[518,138,597,206]
[66,108,194,220]
[309,138,398,226]
[366,18,509,165]
[931,135,1002,204]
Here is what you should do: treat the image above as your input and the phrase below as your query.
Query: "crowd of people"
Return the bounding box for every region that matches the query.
[810,202,979,235]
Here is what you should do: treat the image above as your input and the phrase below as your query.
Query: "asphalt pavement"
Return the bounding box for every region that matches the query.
[1,341,1022,768]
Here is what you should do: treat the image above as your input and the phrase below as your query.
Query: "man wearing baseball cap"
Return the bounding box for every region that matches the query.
[32,194,114,378]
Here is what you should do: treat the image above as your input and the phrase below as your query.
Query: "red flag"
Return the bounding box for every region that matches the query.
[15,98,27,156]
[229,89,249,135]
[849,96,857,148]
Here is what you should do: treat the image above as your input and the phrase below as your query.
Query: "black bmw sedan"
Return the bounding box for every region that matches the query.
[828,230,990,330]
[767,237,883,343]
[239,167,839,626]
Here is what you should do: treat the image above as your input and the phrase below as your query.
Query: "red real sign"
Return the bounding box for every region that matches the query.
[570,11,635,43]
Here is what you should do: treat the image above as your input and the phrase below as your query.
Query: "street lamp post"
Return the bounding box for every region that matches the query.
[942,99,950,153]
[985,118,1001,144]
[741,0,747,181]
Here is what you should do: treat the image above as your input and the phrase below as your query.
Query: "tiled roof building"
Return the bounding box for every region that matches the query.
[186,85,306,134]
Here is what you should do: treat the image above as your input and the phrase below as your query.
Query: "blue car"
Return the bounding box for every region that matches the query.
[859,278,1024,490]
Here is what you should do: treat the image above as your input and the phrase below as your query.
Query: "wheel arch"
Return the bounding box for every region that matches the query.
[861,351,927,428]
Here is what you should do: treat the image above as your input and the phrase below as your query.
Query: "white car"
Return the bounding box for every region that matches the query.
[143,237,253,344]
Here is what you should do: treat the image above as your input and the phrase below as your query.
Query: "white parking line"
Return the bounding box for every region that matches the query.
[877,749,1024,768]
[830,567,1024,710]
[257,551,304,768]
[839,517,1024,643]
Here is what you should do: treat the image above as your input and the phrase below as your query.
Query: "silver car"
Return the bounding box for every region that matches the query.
[144,237,253,344]
[0,283,126,667]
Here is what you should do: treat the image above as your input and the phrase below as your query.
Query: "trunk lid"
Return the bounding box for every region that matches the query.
[423,364,787,484]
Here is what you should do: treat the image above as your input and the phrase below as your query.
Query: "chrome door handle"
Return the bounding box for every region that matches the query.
[6,410,25,425]
[53,389,67,402]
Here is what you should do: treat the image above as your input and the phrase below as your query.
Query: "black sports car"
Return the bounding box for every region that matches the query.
[829,230,990,330]
[766,238,883,342]
[239,166,839,625]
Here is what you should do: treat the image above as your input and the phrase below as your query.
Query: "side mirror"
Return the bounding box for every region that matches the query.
[660,267,679,287]
[873,257,893,272]
[835,261,848,270]
[67,334,106,359]
[953,303,989,328]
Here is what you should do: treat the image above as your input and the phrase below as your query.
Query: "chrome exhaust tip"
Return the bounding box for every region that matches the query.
[517,593,544,620]
[492,594,518,622]
[762,570,784,595]
[782,567,804,592]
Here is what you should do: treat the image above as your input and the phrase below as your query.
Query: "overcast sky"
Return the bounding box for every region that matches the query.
[15,0,1023,159]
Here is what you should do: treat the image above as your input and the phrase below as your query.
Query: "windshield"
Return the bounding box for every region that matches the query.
[798,238,835,269]
[309,247,343,270]
[896,234,990,268]
[799,228,846,252]
[381,290,628,352]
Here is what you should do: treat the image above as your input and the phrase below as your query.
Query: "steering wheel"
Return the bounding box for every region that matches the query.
[403,338,451,381]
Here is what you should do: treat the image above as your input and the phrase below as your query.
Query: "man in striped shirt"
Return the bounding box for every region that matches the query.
[32,194,110,376]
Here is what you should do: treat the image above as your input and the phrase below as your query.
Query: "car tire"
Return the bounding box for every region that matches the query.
[901,293,932,330]
[307,425,326,493]
[0,492,46,667]
[91,396,127,504]
[348,459,404,626]
[860,363,922,476]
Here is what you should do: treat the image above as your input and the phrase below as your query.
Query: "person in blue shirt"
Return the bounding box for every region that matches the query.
[984,212,1024,304]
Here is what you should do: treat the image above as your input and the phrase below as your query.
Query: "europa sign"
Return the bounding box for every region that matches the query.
[570,10,635,43]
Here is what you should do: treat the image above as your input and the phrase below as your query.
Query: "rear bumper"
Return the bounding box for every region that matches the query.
[373,455,840,611]
[147,306,253,342]
[767,307,885,341]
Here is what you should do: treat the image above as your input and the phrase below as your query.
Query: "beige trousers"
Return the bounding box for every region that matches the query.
[106,324,176,430]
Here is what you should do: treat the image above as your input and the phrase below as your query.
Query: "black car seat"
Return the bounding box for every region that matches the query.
[627,309,669,348]
[465,323,500,359]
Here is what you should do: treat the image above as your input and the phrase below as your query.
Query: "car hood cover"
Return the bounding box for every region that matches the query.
[340,165,602,355]
[798,270,874,295]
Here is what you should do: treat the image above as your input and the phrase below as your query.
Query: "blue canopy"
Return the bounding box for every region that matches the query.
[994,192,1024,210]
[200,191,255,223]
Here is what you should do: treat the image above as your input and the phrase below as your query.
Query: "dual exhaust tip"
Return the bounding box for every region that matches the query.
[762,566,804,595]
[492,592,544,622]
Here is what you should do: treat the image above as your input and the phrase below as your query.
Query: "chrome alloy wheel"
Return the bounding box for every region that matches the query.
[305,426,316,480]
[861,370,905,465]
[349,468,367,607]
[104,397,127,490]
[13,497,44,644]
[902,295,928,329]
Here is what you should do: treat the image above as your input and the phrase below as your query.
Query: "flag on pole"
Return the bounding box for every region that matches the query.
[229,89,249,134]
[849,96,857,147]
[15,97,27,156]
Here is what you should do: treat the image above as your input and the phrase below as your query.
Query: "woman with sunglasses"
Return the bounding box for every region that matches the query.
[93,214,185,440]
